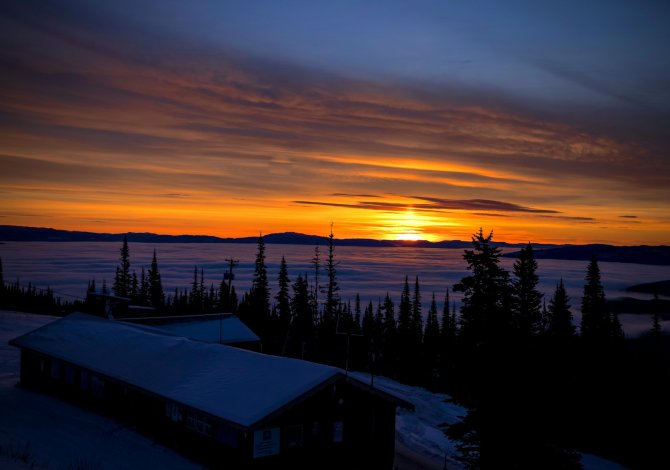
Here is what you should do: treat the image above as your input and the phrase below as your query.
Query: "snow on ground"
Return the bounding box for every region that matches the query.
[0,310,203,469]
[1,311,630,469]
[350,371,467,470]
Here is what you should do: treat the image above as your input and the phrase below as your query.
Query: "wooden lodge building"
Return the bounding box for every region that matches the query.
[122,313,262,351]
[10,313,412,469]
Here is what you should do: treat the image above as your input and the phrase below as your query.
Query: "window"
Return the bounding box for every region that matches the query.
[165,402,183,423]
[187,412,213,437]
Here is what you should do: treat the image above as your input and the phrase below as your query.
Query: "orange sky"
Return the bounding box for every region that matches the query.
[1,3,669,245]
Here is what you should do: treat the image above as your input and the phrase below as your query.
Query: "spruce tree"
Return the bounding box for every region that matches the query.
[511,243,543,337]
[190,266,201,310]
[424,292,441,380]
[276,256,291,330]
[140,267,148,305]
[411,276,424,343]
[397,276,412,341]
[248,235,271,332]
[381,293,397,375]
[353,293,362,334]
[580,256,621,341]
[454,228,511,343]
[546,279,574,340]
[130,271,139,303]
[324,226,340,328]
[310,246,320,318]
[113,236,131,298]
[148,249,164,309]
[452,229,513,468]
[317,227,339,364]
[287,274,314,359]
[362,300,375,341]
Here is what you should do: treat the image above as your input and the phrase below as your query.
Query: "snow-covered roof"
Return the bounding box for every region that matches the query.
[10,313,349,428]
[122,314,260,345]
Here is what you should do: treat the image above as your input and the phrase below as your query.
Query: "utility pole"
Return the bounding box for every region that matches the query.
[335,309,363,377]
[223,257,238,312]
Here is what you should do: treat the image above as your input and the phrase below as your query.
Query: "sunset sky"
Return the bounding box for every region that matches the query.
[1,0,669,244]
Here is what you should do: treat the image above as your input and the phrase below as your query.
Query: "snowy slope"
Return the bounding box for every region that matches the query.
[0,310,203,469]
[1,311,629,469]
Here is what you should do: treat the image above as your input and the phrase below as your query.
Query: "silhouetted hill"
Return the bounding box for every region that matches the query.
[626,280,670,297]
[607,296,670,316]
[0,225,532,248]
[503,244,670,266]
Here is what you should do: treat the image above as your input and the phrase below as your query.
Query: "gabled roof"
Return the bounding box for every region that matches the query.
[9,313,412,429]
[121,313,260,345]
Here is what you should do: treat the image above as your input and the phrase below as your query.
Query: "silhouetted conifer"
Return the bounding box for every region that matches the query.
[287,274,315,360]
[112,236,131,298]
[424,292,441,382]
[324,226,340,327]
[511,243,543,337]
[580,256,622,342]
[454,228,511,343]
[546,279,574,340]
[148,249,164,309]
[353,293,362,333]
[276,256,291,328]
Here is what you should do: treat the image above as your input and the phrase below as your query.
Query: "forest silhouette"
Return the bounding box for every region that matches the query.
[1,229,668,468]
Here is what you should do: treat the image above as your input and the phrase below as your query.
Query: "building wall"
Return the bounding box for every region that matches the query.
[17,349,397,469]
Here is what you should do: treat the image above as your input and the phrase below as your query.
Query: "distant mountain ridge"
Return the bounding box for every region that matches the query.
[0,224,529,248]
[503,244,670,266]
[2,226,669,265]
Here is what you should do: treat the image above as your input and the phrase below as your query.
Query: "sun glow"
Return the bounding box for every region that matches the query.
[395,232,424,241]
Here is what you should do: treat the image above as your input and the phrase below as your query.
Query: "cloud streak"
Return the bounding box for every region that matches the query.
[0,1,669,244]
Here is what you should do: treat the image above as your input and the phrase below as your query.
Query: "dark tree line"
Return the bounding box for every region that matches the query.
[4,227,668,468]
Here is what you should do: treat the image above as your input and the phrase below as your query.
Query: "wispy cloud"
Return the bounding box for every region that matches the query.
[0,1,668,244]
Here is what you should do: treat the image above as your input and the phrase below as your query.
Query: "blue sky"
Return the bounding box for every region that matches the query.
[1,0,669,243]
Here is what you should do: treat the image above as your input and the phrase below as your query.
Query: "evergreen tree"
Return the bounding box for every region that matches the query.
[451,229,513,467]
[397,276,412,341]
[324,226,340,328]
[374,300,384,340]
[276,256,291,331]
[440,288,456,342]
[316,227,339,364]
[310,246,320,320]
[148,249,164,309]
[112,236,131,297]
[362,300,375,341]
[511,243,543,337]
[580,256,621,341]
[130,271,139,303]
[247,235,271,333]
[381,293,397,375]
[353,293,362,334]
[140,267,149,305]
[190,266,201,310]
[454,228,511,343]
[424,292,441,381]
[411,276,424,343]
[287,274,314,360]
[546,279,575,340]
